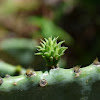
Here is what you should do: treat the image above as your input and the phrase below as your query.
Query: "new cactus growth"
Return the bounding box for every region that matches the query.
[0,37,100,100]
[35,37,68,68]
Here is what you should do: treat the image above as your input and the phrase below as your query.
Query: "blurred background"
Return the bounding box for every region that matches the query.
[0,0,100,70]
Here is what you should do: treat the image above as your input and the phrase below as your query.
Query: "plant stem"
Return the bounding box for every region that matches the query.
[0,64,100,100]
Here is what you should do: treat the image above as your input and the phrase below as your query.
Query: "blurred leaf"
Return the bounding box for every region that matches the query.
[0,38,38,65]
[28,16,74,45]
[0,38,37,50]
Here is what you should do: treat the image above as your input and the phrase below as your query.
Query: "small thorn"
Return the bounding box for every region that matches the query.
[5,74,10,78]
[93,57,100,65]
[25,69,36,77]
[73,65,81,73]
[73,65,81,78]
[39,79,47,87]
[13,82,17,86]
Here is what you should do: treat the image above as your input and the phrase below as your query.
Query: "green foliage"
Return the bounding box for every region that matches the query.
[28,17,74,45]
[35,37,68,67]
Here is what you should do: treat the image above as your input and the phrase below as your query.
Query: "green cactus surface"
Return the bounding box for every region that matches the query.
[0,62,100,100]
[35,37,68,68]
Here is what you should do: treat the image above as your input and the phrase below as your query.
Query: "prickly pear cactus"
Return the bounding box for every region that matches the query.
[0,37,100,100]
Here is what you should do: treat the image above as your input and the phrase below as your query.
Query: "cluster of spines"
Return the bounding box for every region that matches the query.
[35,37,68,67]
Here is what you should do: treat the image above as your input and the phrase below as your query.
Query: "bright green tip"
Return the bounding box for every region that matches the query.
[35,37,68,68]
